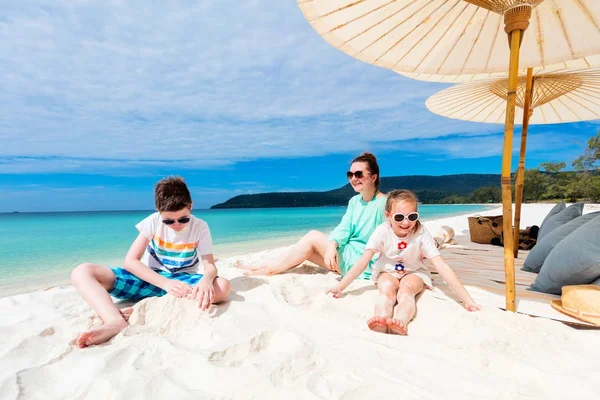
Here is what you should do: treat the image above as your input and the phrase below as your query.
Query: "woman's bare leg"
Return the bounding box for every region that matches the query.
[237,230,335,275]
[386,274,425,335]
[367,273,399,333]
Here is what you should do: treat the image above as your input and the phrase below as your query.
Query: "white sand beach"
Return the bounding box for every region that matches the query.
[1,204,600,400]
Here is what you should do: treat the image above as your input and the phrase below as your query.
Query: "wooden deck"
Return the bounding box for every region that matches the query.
[431,239,596,327]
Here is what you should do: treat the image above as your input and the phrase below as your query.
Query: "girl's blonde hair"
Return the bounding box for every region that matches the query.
[385,189,421,232]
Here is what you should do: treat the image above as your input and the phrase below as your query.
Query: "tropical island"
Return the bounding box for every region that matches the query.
[212,133,600,209]
[211,174,501,208]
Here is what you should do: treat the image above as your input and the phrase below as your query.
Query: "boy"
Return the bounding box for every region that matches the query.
[71,176,231,348]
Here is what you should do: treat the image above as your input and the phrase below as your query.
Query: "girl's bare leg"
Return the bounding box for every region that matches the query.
[367,273,399,333]
[236,230,336,275]
[386,274,425,335]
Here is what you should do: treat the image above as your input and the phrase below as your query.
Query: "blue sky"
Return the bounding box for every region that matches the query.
[1,1,598,212]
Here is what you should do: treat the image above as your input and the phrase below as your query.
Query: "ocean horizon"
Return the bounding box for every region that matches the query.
[0,204,493,296]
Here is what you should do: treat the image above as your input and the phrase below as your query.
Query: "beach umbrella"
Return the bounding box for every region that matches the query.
[415,68,600,124]
[297,0,600,311]
[397,56,600,83]
[423,66,600,256]
[298,1,600,75]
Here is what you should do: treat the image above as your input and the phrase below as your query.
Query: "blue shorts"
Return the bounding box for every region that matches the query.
[108,267,203,301]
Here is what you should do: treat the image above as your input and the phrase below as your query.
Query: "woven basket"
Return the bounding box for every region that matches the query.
[468,215,503,244]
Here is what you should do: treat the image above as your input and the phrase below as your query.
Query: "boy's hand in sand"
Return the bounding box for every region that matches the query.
[325,286,343,298]
[163,280,193,298]
[463,301,482,312]
[192,278,215,311]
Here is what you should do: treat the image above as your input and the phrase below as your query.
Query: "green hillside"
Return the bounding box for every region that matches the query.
[211,174,501,209]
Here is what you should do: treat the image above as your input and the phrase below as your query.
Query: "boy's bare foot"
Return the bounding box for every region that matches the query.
[367,316,388,333]
[119,307,133,322]
[99,308,132,324]
[386,318,408,335]
[76,320,128,348]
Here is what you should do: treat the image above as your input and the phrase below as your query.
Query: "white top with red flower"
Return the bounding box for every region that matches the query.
[365,222,440,286]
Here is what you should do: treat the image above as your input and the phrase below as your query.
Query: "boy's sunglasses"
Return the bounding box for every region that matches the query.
[162,217,191,225]
[346,170,366,179]
[392,212,419,223]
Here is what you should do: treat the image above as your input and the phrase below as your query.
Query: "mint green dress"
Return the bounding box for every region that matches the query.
[328,194,386,279]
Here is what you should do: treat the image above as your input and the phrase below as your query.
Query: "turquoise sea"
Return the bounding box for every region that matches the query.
[0,205,491,296]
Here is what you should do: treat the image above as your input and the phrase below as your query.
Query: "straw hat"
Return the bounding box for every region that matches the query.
[550,285,600,326]
[440,226,455,242]
[432,226,456,249]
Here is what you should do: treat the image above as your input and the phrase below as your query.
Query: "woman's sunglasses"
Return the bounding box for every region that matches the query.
[162,217,191,225]
[392,212,419,223]
[346,170,366,179]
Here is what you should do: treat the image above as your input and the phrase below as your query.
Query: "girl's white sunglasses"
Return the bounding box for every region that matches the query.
[392,212,419,222]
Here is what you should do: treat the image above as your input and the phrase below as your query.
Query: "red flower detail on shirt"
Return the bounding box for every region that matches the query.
[398,241,407,250]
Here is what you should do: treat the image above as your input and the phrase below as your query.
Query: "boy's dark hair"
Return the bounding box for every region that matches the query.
[352,152,380,190]
[155,176,192,212]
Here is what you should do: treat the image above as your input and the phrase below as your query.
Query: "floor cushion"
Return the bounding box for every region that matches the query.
[530,215,600,294]
[539,202,566,232]
[522,212,600,273]
[537,202,584,241]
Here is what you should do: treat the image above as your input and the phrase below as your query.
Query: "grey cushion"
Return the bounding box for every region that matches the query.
[539,202,566,232]
[593,277,600,287]
[522,212,600,273]
[530,216,600,294]
[537,202,584,241]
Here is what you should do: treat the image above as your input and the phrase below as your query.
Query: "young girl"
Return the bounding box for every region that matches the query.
[327,189,481,335]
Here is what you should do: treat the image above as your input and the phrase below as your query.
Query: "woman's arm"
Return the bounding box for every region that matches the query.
[328,199,355,248]
[326,249,376,297]
[430,255,481,311]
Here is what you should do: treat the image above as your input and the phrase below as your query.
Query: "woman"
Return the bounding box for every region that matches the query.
[237,152,386,278]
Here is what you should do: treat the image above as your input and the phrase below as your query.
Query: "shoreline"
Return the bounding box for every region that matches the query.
[7,201,591,300]
[0,204,496,298]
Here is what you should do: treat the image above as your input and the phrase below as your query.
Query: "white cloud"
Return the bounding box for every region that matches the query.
[1,1,597,175]
[0,0,501,174]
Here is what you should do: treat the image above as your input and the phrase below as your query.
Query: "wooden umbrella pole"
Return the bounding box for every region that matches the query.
[513,68,534,258]
[501,28,522,312]
[500,4,531,312]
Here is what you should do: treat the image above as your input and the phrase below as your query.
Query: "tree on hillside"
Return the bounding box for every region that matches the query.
[573,131,600,172]
[523,168,549,201]
[572,174,600,202]
[441,194,470,204]
[539,161,571,200]
[572,131,600,202]
[539,161,566,173]
[470,186,501,203]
